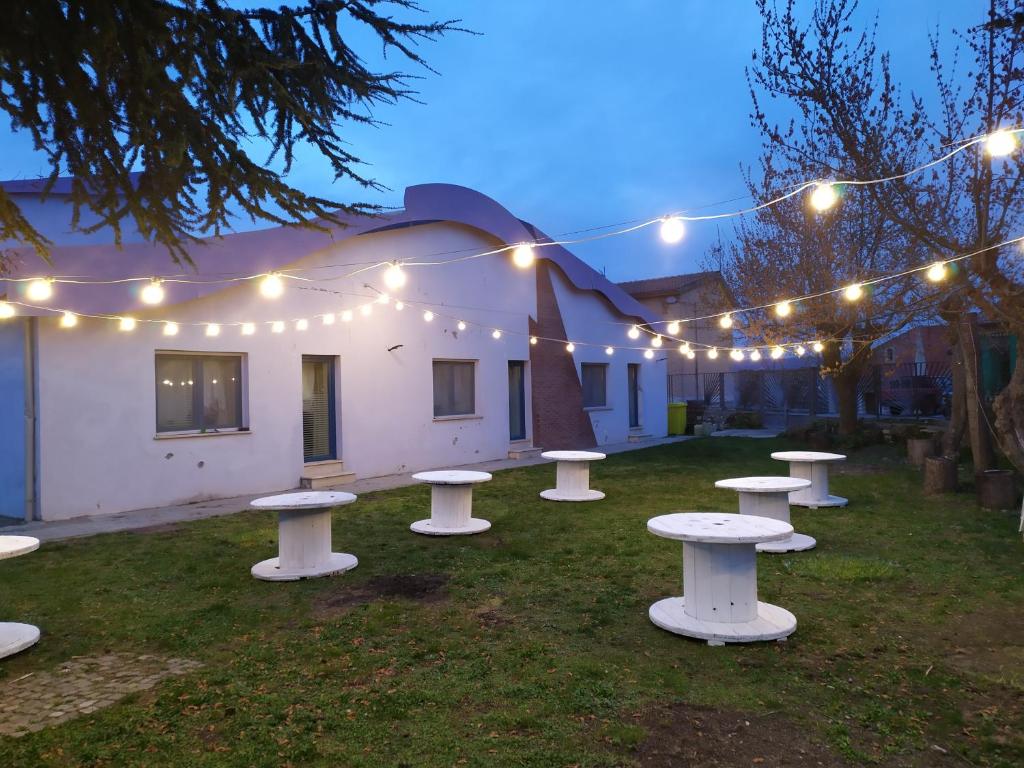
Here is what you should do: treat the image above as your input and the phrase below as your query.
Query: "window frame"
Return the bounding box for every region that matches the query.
[155,351,247,436]
[580,362,609,410]
[432,358,478,420]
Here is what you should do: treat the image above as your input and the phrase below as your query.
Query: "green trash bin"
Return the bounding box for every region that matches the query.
[667,402,688,435]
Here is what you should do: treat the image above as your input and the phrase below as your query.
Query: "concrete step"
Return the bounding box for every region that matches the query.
[627,433,653,443]
[300,460,356,489]
[508,444,544,459]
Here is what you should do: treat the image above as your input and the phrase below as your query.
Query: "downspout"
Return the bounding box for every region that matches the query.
[22,317,37,521]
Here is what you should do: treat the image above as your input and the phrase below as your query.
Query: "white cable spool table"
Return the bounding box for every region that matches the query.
[713,476,816,553]
[1,535,41,659]
[410,470,493,535]
[539,450,606,501]
[647,513,797,645]
[770,451,848,508]
[249,491,359,581]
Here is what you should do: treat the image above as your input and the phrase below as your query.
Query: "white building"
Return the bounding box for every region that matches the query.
[0,182,667,522]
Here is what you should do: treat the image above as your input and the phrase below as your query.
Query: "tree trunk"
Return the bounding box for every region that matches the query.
[959,315,996,475]
[992,335,1024,476]
[923,456,958,494]
[834,371,859,436]
[942,330,967,458]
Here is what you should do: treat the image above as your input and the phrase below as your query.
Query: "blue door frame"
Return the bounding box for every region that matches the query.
[302,356,337,462]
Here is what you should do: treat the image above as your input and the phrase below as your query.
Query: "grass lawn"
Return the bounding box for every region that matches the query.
[1,437,1022,767]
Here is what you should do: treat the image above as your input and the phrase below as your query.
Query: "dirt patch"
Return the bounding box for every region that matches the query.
[314,573,450,615]
[619,703,850,767]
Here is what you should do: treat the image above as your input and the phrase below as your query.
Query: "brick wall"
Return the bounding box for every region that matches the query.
[529,262,597,449]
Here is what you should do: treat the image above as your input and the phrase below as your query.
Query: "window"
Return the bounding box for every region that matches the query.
[156,354,243,433]
[885,347,895,363]
[581,363,608,408]
[433,360,476,417]
[628,363,641,428]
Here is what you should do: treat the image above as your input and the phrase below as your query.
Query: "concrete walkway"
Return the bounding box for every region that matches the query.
[0,436,690,543]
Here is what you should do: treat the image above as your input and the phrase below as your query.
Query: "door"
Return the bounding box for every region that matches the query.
[508,360,526,440]
[302,356,336,462]
[628,363,641,428]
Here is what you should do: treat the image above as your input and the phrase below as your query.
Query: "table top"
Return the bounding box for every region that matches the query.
[250,491,357,510]
[714,476,811,493]
[648,512,793,544]
[541,450,607,462]
[0,535,40,560]
[412,470,493,485]
[771,451,846,463]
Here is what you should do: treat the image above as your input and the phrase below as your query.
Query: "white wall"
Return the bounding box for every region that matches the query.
[35,222,537,519]
[549,268,669,444]
[2,195,148,248]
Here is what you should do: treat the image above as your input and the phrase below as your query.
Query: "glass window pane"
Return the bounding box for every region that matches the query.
[582,364,607,408]
[433,361,475,417]
[201,356,242,429]
[156,357,196,432]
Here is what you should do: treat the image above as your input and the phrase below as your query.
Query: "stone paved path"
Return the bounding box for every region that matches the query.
[0,653,202,737]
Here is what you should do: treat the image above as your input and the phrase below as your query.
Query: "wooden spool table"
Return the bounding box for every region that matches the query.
[1,535,41,659]
[539,450,606,501]
[770,451,848,508]
[410,470,492,535]
[647,513,797,645]
[714,476,816,553]
[249,491,358,581]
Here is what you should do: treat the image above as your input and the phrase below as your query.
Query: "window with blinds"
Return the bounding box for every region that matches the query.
[155,353,243,433]
[302,357,335,461]
[581,363,608,408]
[433,360,476,417]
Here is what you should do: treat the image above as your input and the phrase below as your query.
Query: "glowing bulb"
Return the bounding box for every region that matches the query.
[423,310,434,322]
[926,261,948,282]
[719,314,733,329]
[667,321,681,335]
[812,341,824,353]
[679,342,691,355]
[241,323,256,335]
[707,347,719,359]
[205,323,220,337]
[26,278,53,302]
[659,216,685,244]
[628,325,641,340]
[605,346,614,355]
[512,244,536,269]
[117,317,136,331]
[271,321,285,333]
[360,304,372,317]
[322,314,335,326]
[492,329,502,340]
[796,345,806,356]
[651,335,663,348]
[771,346,784,359]
[341,310,353,322]
[730,349,744,361]
[163,321,179,336]
[529,336,538,345]
[0,302,15,319]
[140,279,165,305]
[566,342,576,353]
[383,263,407,291]
[295,319,308,331]
[844,283,863,302]
[260,273,284,299]
[377,293,390,305]
[644,349,655,360]
[395,301,404,311]
[59,311,77,328]
[686,350,696,360]
[809,182,838,212]
[775,300,792,318]
[457,320,467,331]
[985,129,1017,157]
[750,349,762,362]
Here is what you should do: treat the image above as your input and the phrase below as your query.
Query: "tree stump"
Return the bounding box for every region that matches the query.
[923,456,957,495]
[907,437,936,467]
[977,470,1017,510]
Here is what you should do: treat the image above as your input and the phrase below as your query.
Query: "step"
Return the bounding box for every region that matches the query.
[301,460,346,479]
[300,472,357,490]
[627,433,653,443]
[508,444,544,459]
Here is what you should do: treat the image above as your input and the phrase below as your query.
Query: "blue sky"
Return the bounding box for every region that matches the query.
[0,1,980,281]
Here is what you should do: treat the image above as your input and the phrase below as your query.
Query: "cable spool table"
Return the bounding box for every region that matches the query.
[647,513,797,645]
[714,476,816,553]
[770,451,848,508]
[410,470,492,535]
[249,491,359,581]
[539,450,606,501]
[1,536,41,659]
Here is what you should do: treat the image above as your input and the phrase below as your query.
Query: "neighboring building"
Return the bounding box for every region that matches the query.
[0,182,667,522]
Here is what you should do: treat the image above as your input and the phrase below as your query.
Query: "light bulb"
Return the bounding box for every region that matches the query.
[341,310,353,322]
[730,349,744,361]
[360,304,372,317]
[394,301,404,311]
[844,283,864,302]
[241,323,256,335]
[628,325,641,340]
[926,261,948,282]
[659,216,685,244]
[679,342,690,354]
[719,314,733,329]
[163,321,179,336]
[529,336,538,345]
[566,342,576,353]
[512,244,535,269]
[295,319,308,331]
[423,310,434,322]
[809,182,838,212]
[750,349,762,362]
[457,320,467,331]
[985,129,1017,157]
[26,278,53,302]
[59,310,78,328]
[605,346,614,355]
[141,279,165,305]
[0,302,15,319]
[492,329,502,339]
[118,317,136,332]
[205,323,220,337]
[651,335,663,348]
[377,293,390,305]
[775,300,792,318]
[686,350,696,360]
[383,263,407,291]
[796,345,806,356]
[771,346,784,359]
[707,347,719,359]
[644,349,655,360]
[259,273,284,299]
[812,340,824,353]
[322,314,335,326]
[271,321,285,333]
[667,321,681,335]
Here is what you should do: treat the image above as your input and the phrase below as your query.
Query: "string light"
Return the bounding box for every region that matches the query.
[341,310,353,322]
[259,273,284,299]
[376,293,390,305]
[512,244,536,269]
[359,304,372,317]
[686,350,696,360]
[141,279,165,305]
[679,342,691,355]
[644,349,655,359]
[383,263,407,291]
[926,261,948,282]
[771,346,784,359]
[566,342,576,353]
[775,300,792,318]
[651,335,663,348]
[843,283,864,302]
[322,314,335,326]
[707,347,718,359]
[241,323,256,335]
[163,321,179,336]
[395,301,404,311]
[667,321,681,335]
[530,336,538,345]
[605,346,614,355]
[118,317,136,332]
[809,182,838,212]
[985,129,1017,157]
[457,320,467,331]
[659,216,685,244]
[423,310,434,322]
[492,329,502,339]
[271,321,285,333]
[795,344,806,356]
[750,349,762,362]
[26,278,53,302]
[719,314,733,329]
[628,325,641,340]
[812,341,824,353]
[295,319,309,331]
[59,310,77,328]
[729,349,744,361]
[205,323,220,337]
[0,302,15,319]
